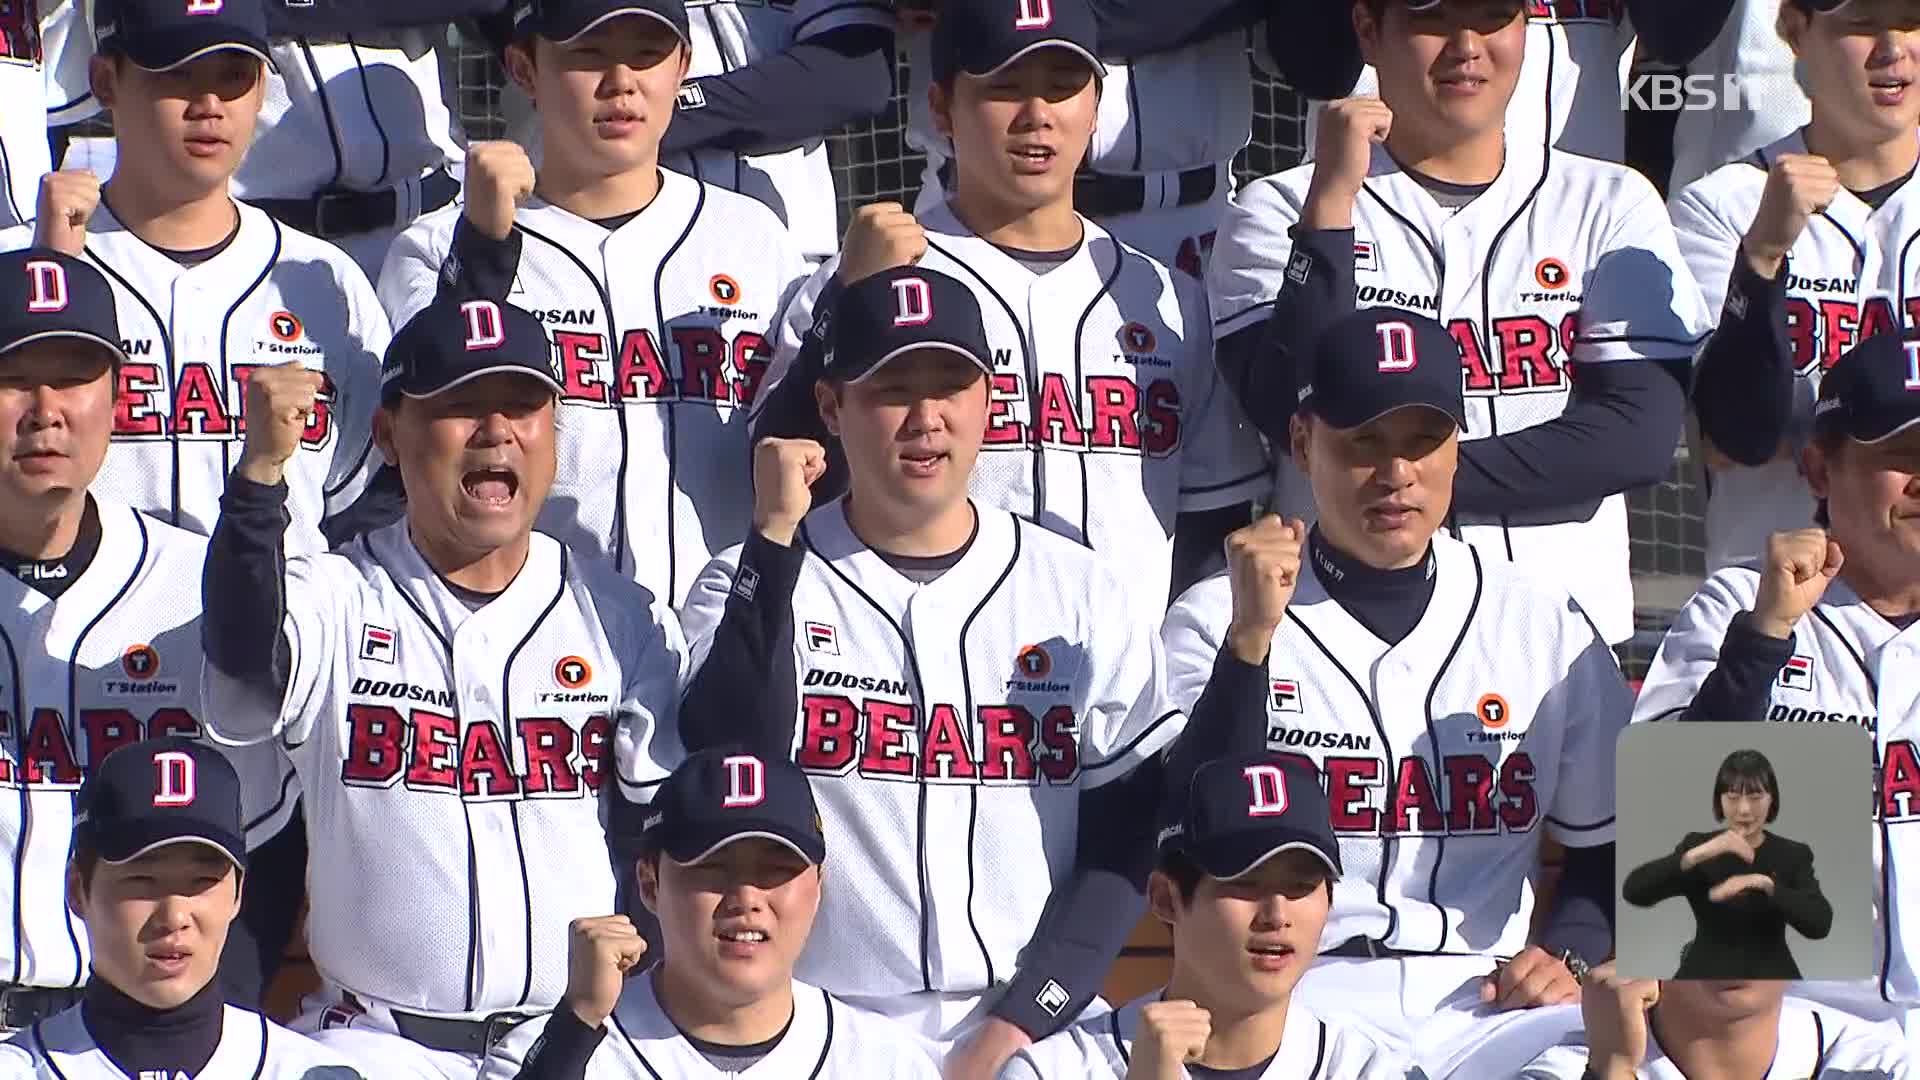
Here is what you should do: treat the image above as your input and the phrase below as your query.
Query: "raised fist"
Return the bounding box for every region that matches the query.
[237,363,325,486]
[463,141,537,242]
[1579,963,1660,1078]
[34,170,101,256]
[1302,98,1392,229]
[1223,515,1309,663]
[753,437,828,546]
[836,202,926,286]
[563,915,648,1029]
[1751,527,1843,639]
[1743,154,1840,278]
[1125,1000,1211,1080]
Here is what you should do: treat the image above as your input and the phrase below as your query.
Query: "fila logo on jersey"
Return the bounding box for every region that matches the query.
[340,704,613,799]
[1014,0,1052,29]
[463,300,506,350]
[152,751,196,807]
[723,755,766,808]
[359,625,397,664]
[798,695,1079,784]
[1779,655,1815,691]
[0,707,203,788]
[892,277,933,327]
[24,259,67,313]
[1353,241,1377,273]
[677,83,708,110]
[1376,321,1418,373]
[549,325,773,407]
[1269,680,1302,713]
[1034,980,1071,1017]
[1244,764,1288,816]
[805,622,839,655]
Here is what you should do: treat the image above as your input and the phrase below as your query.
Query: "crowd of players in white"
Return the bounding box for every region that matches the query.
[0,0,1916,1076]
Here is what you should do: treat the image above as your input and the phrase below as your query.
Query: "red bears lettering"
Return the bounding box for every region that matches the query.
[111,362,333,445]
[0,708,201,785]
[1455,319,1564,395]
[555,331,610,404]
[795,696,1081,783]
[342,706,597,798]
[981,373,1180,454]
[1275,753,1540,835]
[1883,740,1920,821]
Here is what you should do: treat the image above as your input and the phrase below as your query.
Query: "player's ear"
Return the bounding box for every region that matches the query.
[1801,441,1833,501]
[504,41,539,98]
[814,379,842,438]
[1289,414,1313,471]
[372,404,400,467]
[1352,0,1383,66]
[635,854,662,915]
[65,864,86,919]
[1146,871,1181,927]
[1776,4,1809,54]
[929,78,954,141]
[89,55,119,111]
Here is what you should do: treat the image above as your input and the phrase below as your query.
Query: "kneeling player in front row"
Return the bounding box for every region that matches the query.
[1001,753,1408,1080]
[499,749,940,1078]
[0,739,365,1077]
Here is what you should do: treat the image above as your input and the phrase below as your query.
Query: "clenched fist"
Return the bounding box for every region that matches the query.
[1751,527,1843,639]
[836,202,926,285]
[1223,515,1309,664]
[1743,154,1839,279]
[563,915,648,1029]
[1681,828,1756,870]
[753,437,828,546]
[1302,98,1392,229]
[237,363,325,486]
[463,141,537,242]
[34,170,101,256]
[1580,963,1659,1080]
[1708,872,1776,903]
[1124,1000,1211,1080]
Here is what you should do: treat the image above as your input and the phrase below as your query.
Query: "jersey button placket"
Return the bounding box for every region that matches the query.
[900,595,963,990]
[453,624,514,1009]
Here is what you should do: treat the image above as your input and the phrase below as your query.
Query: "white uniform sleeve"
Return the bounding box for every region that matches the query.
[1207,174,1305,339]
[40,0,100,126]
[1541,603,1630,848]
[201,554,343,751]
[1667,179,1746,324]
[1515,1045,1590,1080]
[1079,568,1188,788]
[748,256,839,427]
[1160,574,1234,714]
[1173,275,1271,510]
[614,588,694,803]
[790,0,893,40]
[376,212,453,332]
[324,268,395,519]
[1630,568,1759,725]
[0,223,31,252]
[1573,171,1714,365]
[995,1050,1047,1080]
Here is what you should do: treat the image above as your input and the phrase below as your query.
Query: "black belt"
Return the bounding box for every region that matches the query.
[391,1008,539,1056]
[1324,937,1428,960]
[249,167,459,240]
[0,986,84,1029]
[1073,165,1219,218]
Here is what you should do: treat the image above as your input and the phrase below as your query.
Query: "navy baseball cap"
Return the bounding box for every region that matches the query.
[1789,0,1855,11]
[382,297,563,405]
[95,0,271,71]
[1814,331,1920,444]
[1159,753,1341,881]
[822,266,992,384]
[74,738,247,871]
[641,750,827,866]
[0,249,126,366]
[1299,307,1467,431]
[931,0,1105,84]
[512,0,690,46]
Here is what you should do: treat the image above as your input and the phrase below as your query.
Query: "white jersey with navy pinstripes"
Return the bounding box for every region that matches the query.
[1518,999,1911,1078]
[0,501,293,991]
[1161,536,1630,958]
[998,993,1410,1080]
[677,501,1187,1003]
[199,521,689,1020]
[1670,130,1920,572]
[756,202,1270,622]
[0,1004,368,1078]
[0,203,390,557]
[483,975,940,1079]
[1209,139,1712,644]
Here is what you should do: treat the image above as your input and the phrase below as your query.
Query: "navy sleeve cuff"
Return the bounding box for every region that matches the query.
[515,1009,606,1080]
[205,474,292,697]
[1684,611,1796,723]
[1692,250,1794,466]
[442,216,524,303]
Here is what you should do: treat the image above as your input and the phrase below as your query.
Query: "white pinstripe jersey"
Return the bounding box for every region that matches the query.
[200,522,688,1019]
[1519,999,1910,1078]
[1670,130,1920,572]
[0,502,292,991]
[0,203,390,556]
[756,202,1269,621]
[1162,537,1629,958]
[1210,140,1711,644]
[0,1005,367,1078]
[379,175,811,609]
[678,501,1186,1001]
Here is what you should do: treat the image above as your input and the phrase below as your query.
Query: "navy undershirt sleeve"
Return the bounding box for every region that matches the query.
[1625,0,1741,66]
[1683,611,1797,724]
[1691,252,1797,467]
[203,475,294,703]
[1539,842,1616,963]
[661,26,895,159]
[679,533,805,759]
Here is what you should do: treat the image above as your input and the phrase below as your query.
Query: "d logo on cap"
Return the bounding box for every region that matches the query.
[25,260,67,314]
[152,751,197,808]
[461,300,505,351]
[1243,764,1289,818]
[891,278,933,327]
[1905,340,1920,391]
[1375,321,1418,373]
[1015,0,1053,28]
[722,755,766,809]
[184,0,224,14]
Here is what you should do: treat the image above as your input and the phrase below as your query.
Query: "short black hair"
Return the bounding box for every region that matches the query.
[1712,748,1781,823]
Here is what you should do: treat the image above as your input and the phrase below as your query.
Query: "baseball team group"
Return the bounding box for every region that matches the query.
[0,0,1915,1076]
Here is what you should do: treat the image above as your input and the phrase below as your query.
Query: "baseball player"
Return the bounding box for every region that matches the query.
[1161,307,1631,1078]
[198,296,689,1080]
[1651,0,1813,194]
[1211,0,1712,647]
[379,0,812,609]
[0,739,367,1078]
[1633,330,1920,1039]
[1,0,96,231]
[1000,753,1409,1080]
[1515,964,1911,1078]
[679,266,1193,1076]
[1671,0,1920,573]
[898,0,1365,276]
[754,0,1269,617]
[0,247,297,1020]
[0,0,392,559]
[492,749,942,1080]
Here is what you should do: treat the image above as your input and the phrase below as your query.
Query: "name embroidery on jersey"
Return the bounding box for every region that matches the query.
[112,358,338,448]
[797,671,1078,785]
[0,707,202,789]
[548,325,772,407]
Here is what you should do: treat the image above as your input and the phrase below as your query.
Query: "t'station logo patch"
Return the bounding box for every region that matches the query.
[121,644,160,682]
[554,656,592,690]
[1016,644,1052,679]
[1476,693,1510,729]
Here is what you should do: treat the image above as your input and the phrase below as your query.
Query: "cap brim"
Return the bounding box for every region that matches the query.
[95,821,246,872]
[1315,398,1466,432]
[0,330,128,367]
[551,8,689,46]
[842,342,992,385]
[1198,837,1342,882]
[395,364,565,401]
[969,40,1107,80]
[1851,413,1920,444]
[121,33,274,73]
[665,825,826,868]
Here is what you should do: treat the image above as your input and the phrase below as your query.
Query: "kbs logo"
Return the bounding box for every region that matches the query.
[549,327,772,407]
[340,705,612,800]
[984,372,1182,456]
[113,363,339,448]
[0,707,203,788]
[1620,73,1749,112]
[797,696,1079,785]
[1267,751,1541,836]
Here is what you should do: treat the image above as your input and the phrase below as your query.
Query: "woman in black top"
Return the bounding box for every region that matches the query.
[1622,749,1833,979]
